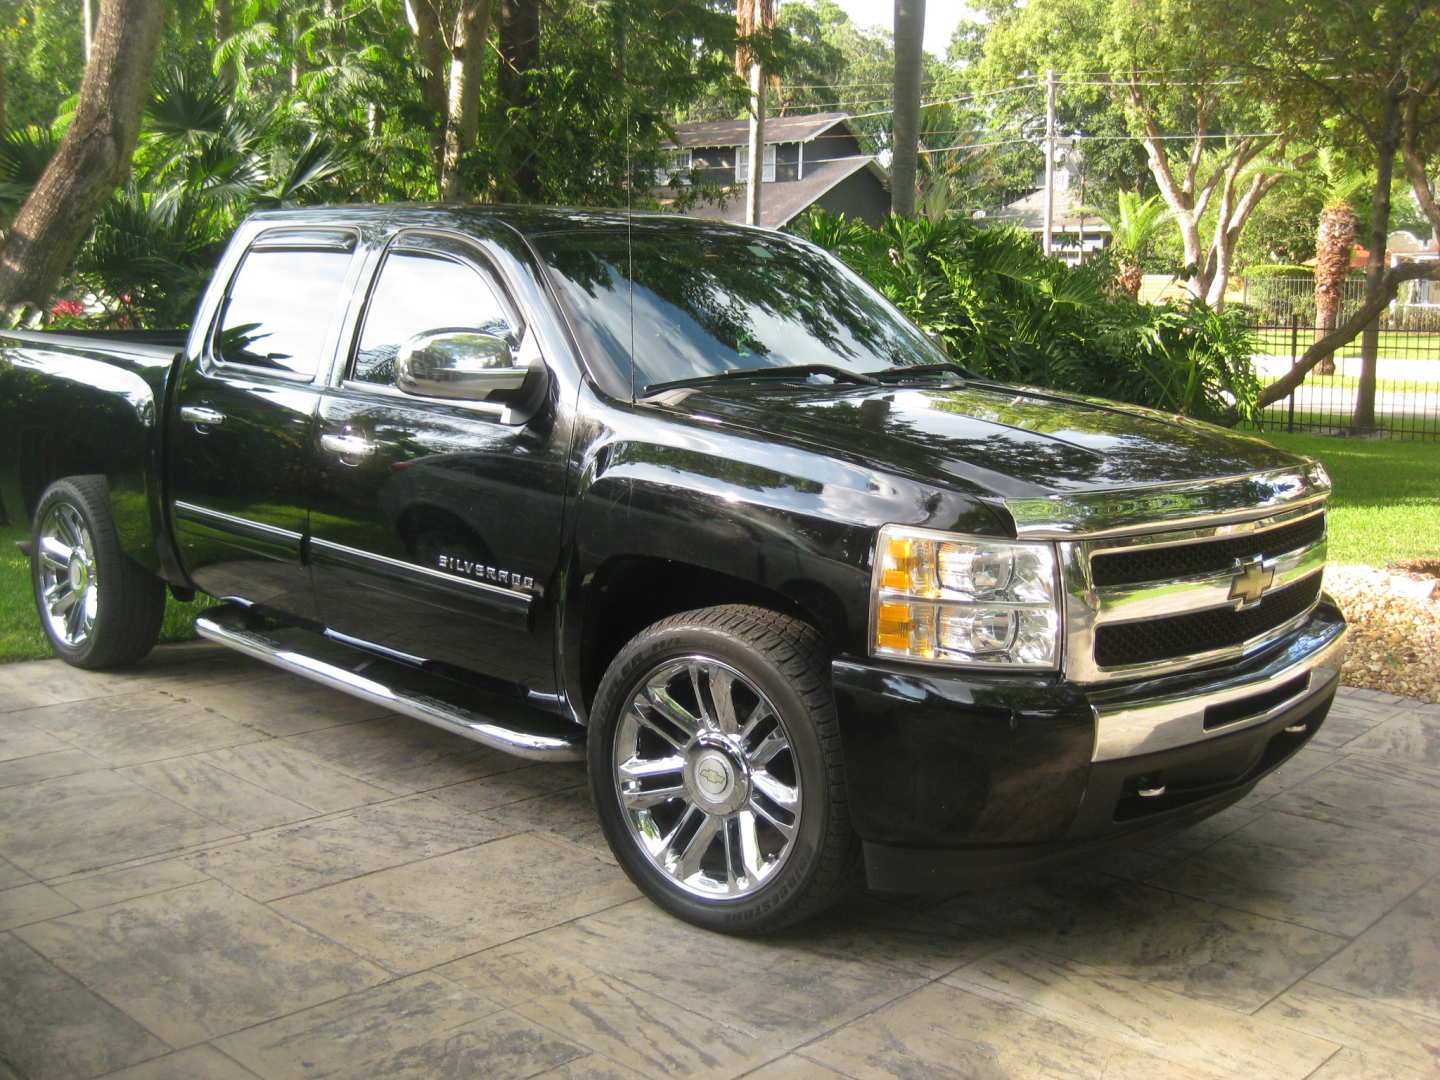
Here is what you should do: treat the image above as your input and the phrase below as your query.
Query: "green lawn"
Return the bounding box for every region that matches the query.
[1253,327,1440,362]
[0,523,208,664]
[1252,433,1440,566]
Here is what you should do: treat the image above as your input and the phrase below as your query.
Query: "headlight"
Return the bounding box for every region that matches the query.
[870,524,1061,668]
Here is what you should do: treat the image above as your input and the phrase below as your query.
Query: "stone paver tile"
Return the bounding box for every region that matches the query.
[803,981,1218,1080]
[280,714,529,794]
[470,899,924,1044]
[0,933,169,1080]
[216,974,587,1080]
[273,833,636,973]
[52,859,212,910]
[1138,801,1268,859]
[0,747,106,789]
[774,895,998,980]
[0,770,232,879]
[0,856,32,890]
[1302,1047,1432,1080]
[1309,694,1406,749]
[529,1056,650,1080]
[1265,756,1440,840]
[195,740,395,814]
[0,645,255,711]
[1309,878,1440,1023]
[16,690,266,766]
[430,762,588,814]
[118,756,319,833]
[514,974,778,1080]
[0,721,68,761]
[1148,810,1440,937]
[1247,744,1346,800]
[933,872,1347,1012]
[103,1045,260,1080]
[741,1057,857,1080]
[1256,981,1440,1078]
[190,796,511,901]
[159,670,394,737]
[481,785,608,854]
[947,946,1338,1079]
[0,882,77,930]
[14,879,389,1046]
[1342,704,1440,768]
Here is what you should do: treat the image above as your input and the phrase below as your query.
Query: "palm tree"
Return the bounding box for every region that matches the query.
[1309,149,1367,375]
[1083,192,1171,298]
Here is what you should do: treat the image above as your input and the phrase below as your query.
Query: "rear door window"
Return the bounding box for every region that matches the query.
[214,246,353,377]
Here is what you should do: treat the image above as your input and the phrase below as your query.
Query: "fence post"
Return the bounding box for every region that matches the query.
[1287,312,1299,433]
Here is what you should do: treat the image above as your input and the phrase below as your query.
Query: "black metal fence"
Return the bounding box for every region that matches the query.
[1237,277,1440,442]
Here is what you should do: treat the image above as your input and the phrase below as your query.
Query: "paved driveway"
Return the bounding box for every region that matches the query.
[1,643,1437,1080]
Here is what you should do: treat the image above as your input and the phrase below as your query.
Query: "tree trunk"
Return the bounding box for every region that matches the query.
[212,0,236,87]
[440,1,495,201]
[891,0,925,218]
[83,0,100,64]
[0,0,167,315]
[496,0,541,201]
[405,0,449,188]
[1312,201,1355,376]
[1354,95,1401,432]
[1117,260,1141,298]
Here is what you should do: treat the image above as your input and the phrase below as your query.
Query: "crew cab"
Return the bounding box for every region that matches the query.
[0,206,1346,933]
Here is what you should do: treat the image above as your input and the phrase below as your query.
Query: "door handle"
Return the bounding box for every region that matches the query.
[320,432,376,459]
[179,405,226,426]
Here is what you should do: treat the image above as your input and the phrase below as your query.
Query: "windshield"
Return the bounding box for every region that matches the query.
[533,222,949,394]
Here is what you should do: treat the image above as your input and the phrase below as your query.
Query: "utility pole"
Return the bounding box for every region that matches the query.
[1043,67,1057,257]
[746,61,765,226]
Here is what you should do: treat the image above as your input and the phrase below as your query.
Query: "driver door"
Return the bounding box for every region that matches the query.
[308,231,568,694]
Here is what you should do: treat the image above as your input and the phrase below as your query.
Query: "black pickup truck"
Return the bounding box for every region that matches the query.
[0,206,1345,933]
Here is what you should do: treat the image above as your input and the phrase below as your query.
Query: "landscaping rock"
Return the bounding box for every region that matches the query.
[1326,563,1440,703]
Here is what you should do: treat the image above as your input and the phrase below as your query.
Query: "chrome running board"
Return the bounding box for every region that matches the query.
[195,605,585,762]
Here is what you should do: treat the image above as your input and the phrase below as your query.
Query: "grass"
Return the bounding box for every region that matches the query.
[0,523,208,664]
[3,433,1435,662]
[1248,409,1440,438]
[1288,373,1440,394]
[1253,327,1440,361]
[1250,432,1440,566]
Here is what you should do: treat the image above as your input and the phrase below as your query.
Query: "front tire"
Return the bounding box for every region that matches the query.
[588,605,855,934]
[30,476,166,669]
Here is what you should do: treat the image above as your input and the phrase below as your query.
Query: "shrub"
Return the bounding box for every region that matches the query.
[791,209,1260,424]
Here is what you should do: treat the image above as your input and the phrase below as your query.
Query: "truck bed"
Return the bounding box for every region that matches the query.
[1,327,187,363]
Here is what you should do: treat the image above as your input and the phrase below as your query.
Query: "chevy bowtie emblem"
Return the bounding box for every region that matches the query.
[1228,555,1275,610]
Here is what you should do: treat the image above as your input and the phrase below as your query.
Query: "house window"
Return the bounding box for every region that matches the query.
[655,149,692,186]
[735,144,777,183]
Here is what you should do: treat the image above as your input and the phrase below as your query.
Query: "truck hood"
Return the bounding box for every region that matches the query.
[648,379,1302,501]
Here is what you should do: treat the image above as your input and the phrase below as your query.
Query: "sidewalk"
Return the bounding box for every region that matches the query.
[1,642,1437,1080]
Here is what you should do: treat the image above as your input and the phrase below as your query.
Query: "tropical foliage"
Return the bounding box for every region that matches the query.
[793,209,1260,423]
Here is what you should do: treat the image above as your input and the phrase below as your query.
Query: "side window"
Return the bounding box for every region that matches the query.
[215,247,352,376]
[351,250,516,385]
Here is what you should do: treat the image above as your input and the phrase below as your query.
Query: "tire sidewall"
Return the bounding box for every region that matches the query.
[589,616,836,933]
[31,478,139,668]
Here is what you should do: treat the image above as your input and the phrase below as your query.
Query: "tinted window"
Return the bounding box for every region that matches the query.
[216,248,351,376]
[352,250,514,384]
[534,225,945,393]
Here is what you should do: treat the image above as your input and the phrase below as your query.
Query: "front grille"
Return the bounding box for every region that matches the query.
[1091,513,1326,587]
[1095,573,1323,668]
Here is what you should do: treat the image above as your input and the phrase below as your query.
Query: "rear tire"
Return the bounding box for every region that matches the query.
[588,604,856,934]
[30,476,166,669]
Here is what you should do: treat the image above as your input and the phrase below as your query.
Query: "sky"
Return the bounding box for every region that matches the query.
[827,0,970,57]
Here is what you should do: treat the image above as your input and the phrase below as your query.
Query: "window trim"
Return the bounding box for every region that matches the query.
[735,143,777,183]
[204,227,361,383]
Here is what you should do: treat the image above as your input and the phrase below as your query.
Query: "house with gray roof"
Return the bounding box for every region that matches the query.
[658,112,890,230]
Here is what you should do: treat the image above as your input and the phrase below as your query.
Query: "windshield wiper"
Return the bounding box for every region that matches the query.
[643,363,880,396]
[870,362,974,384]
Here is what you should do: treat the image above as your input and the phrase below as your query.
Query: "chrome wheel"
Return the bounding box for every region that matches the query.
[613,656,801,899]
[36,501,99,648]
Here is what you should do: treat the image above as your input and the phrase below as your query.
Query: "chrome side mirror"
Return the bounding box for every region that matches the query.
[396,328,531,401]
